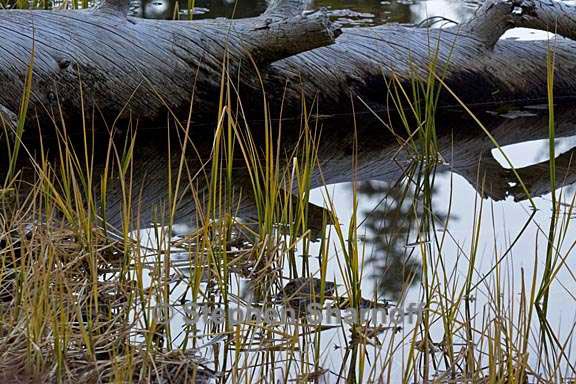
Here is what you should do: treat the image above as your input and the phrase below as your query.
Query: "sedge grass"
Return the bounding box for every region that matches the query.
[1,43,576,384]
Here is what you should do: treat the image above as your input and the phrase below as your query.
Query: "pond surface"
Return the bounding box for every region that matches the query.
[122,106,576,382]
[5,0,575,382]
[190,0,479,26]
[115,1,575,382]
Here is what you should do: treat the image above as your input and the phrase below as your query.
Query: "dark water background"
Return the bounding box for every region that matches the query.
[189,0,480,26]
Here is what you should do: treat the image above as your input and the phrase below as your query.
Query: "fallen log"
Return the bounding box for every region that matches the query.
[0,0,576,130]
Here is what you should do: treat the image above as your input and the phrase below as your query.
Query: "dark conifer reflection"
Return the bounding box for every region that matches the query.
[355,176,448,301]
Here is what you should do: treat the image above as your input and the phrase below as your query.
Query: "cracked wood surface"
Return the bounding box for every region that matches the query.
[0,0,575,129]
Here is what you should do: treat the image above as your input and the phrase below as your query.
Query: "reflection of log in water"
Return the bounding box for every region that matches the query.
[438,105,576,201]
[4,103,576,299]
[508,146,576,201]
[3,105,575,241]
[353,105,576,298]
[11,104,574,230]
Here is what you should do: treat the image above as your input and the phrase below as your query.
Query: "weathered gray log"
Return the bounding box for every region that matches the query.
[266,0,576,115]
[0,0,338,128]
[0,0,576,129]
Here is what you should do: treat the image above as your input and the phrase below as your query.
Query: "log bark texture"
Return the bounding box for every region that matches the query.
[0,0,575,129]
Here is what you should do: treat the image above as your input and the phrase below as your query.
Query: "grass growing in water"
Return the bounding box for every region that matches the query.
[1,49,576,384]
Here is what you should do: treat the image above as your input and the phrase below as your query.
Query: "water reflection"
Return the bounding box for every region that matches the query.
[3,0,575,380]
[3,0,479,27]
[5,101,576,380]
[355,179,429,301]
[187,0,479,25]
[30,104,576,301]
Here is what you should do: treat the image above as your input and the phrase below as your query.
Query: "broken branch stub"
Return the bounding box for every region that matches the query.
[509,0,576,41]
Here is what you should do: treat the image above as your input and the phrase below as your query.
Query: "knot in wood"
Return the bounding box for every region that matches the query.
[58,59,71,70]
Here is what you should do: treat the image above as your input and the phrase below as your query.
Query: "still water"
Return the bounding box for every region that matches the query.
[123,0,576,381]
[133,109,576,381]
[190,0,479,25]
[2,0,575,381]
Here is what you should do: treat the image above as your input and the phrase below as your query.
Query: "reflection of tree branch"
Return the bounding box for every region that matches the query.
[509,146,576,201]
[445,143,576,202]
[438,105,576,201]
[445,151,511,201]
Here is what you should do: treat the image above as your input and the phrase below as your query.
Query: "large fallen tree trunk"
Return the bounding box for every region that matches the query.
[1,0,576,130]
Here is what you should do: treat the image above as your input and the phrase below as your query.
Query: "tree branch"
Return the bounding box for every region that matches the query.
[249,0,340,64]
[264,0,307,19]
[246,11,340,65]
[460,0,576,48]
[93,0,129,17]
[509,0,576,40]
